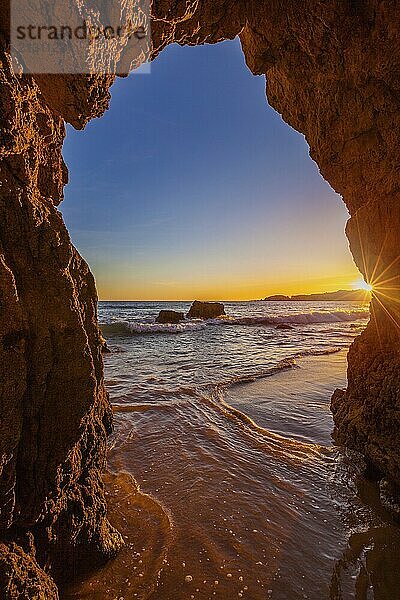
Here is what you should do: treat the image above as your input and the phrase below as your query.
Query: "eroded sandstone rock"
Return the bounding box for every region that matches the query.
[0,41,123,594]
[0,542,58,599]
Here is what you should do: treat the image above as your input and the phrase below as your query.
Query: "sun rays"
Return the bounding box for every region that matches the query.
[352,213,400,333]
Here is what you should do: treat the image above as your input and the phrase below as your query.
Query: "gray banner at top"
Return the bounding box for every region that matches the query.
[10,0,152,74]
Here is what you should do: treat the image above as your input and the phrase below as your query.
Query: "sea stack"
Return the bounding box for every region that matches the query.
[156,310,185,324]
[187,301,226,319]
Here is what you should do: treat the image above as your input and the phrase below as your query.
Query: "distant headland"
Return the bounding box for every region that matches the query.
[262,289,371,302]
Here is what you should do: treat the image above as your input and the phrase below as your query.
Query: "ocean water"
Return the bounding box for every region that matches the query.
[65,301,400,600]
[99,300,368,410]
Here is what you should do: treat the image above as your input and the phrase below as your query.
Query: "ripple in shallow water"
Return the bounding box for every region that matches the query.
[65,301,400,599]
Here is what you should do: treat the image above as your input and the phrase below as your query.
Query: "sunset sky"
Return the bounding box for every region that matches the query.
[61,38,361,301]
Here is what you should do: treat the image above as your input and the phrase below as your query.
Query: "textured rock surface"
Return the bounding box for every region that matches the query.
[0,39,123,596]
[187,301,226,319]
[0,0,399,596]
[156,310,185,324]
[0,543,58,599]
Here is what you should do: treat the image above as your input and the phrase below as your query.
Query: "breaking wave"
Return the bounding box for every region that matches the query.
[221,310,370,326]
[100,309,369,338]
[101,320,207,336]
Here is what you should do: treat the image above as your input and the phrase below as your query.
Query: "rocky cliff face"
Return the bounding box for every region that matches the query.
[0,0,399,596]
[0,42,123,597]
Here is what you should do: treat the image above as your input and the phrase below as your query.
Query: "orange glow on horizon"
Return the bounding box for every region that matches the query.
[97,269,364,301]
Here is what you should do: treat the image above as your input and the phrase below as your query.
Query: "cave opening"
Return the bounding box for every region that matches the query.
[58,40,386,600]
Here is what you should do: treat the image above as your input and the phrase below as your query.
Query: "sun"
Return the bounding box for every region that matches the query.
[359,280,373,292]
[352,278,373,292]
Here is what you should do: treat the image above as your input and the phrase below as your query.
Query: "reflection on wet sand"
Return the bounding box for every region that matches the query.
[62,472,172,599]
[330,456,400,600]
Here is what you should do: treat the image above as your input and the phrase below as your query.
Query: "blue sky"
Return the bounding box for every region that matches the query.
[61,38,359,300]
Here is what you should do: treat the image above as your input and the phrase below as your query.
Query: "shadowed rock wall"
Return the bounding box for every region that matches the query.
[0,42,122,598]
[0,0,399,596]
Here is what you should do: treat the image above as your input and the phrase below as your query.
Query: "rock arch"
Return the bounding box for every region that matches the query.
[0,0,399,595]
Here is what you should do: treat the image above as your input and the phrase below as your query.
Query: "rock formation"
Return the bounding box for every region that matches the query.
[264,290,371,302]
[264,294,291,302]
[0,0,399,596]
[155,310,185,324]
[187,301,226,319]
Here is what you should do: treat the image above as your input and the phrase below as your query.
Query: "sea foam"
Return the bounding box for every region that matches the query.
[100,309,369,337]
[100,320,206,336]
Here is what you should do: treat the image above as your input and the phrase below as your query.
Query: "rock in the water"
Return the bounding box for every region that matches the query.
[187,301,225,319]
[275,323,293,330]
[156,310,185,324]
